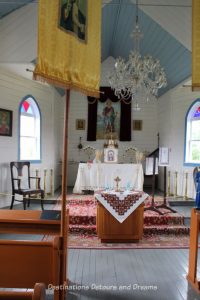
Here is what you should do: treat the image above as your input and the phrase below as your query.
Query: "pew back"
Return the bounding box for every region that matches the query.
[0,237,60,289]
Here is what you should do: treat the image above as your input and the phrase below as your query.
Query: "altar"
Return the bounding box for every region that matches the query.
[95,190,148,242]
[73,163,144,194]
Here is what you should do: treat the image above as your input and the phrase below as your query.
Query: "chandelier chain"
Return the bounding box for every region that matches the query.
[108,0,167,111]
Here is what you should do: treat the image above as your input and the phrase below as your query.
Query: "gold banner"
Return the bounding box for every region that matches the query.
[33,0,101,97]
[192,0,200,91]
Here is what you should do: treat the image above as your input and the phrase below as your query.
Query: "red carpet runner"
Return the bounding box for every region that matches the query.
[56,195,190,236]
[52,195,192,249]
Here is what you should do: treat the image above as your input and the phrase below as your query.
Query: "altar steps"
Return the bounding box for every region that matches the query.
[143,225,190,235]
[68,224,189,236]
[59,195,190,236]
[68,209,189,236]
[69,224,96,235]
[68,213,185,227]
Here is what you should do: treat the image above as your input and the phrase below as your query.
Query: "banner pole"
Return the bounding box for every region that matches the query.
[60,89,70,299]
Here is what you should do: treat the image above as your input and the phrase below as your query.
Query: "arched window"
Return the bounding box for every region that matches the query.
[19,96,41,162]
[184,99,200,165]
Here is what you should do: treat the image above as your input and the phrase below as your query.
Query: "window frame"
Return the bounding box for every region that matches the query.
[184,98,200,166]
[18,95,42,163]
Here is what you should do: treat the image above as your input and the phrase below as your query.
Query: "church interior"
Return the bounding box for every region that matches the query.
[0,0,200,299]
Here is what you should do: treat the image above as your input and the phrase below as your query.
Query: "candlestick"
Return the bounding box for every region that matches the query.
[167,171,171,196]
[35,169,39,189]
[35,169,40,198]
[174,171,178,197]
[50,169,53,196]
[184,172,188,200]
[44,169,47,196]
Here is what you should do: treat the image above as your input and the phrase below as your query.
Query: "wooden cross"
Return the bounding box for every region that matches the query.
[114,176,121,192]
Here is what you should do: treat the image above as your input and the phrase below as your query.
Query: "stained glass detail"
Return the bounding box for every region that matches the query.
[20,100,33,115]
[21,106,25,113]
[194,106,200,118]
[27,106,33,114]
[23,101,30,112]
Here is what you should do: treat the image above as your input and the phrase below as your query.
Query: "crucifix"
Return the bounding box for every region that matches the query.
[114,176,121,192]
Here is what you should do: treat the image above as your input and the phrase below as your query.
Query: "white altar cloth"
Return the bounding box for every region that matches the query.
[95,190,148,223]
[73,163,144,194]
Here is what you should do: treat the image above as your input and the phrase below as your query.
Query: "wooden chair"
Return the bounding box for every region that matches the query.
[10,162,44,210]
[0,283,46,300]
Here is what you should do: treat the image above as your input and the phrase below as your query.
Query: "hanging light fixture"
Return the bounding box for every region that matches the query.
[108,0,167,111]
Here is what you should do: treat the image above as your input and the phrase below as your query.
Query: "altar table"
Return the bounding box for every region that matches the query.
[73,163,144,194]
[95,190,147,242]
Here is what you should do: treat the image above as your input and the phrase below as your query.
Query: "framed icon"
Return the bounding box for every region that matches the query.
[133,120,142,131]
[104,147,118,163]
[76,119,86,130]
[0,108,13,136]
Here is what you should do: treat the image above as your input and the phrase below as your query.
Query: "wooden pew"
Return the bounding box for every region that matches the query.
[0,237,62,300]
[187,208,200,293]
[0,283,46,300]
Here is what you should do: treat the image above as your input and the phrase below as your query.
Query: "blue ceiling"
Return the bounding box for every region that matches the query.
[0,0,191,97]
[102,0,191,96]
[0,0,33,19]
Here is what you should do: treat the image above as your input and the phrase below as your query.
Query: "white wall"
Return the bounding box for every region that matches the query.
[66,57,159,185]
[0,0,192,193]
[158,80,199,198]
[0,68,63,207]
[0,57,160,193]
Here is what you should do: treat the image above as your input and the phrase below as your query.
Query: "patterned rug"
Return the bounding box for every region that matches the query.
[56,194,190,235]
[54,194,192,249]
[68,233,191,249]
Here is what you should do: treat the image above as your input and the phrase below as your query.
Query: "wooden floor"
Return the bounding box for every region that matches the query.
[45,248,200,300]
[1,195,200,299]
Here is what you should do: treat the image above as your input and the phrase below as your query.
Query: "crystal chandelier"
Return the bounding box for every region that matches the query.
[108,0,167,111]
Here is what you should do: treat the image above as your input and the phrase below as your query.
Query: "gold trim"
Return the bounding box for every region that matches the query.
[33,72,99,98]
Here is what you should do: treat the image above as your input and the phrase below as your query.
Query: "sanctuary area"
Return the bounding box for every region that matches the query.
[0,1,200,300]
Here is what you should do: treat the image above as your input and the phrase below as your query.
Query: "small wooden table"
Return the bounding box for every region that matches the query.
[187,208,200,293]
[0,210,60,235]
[96,202,144,243]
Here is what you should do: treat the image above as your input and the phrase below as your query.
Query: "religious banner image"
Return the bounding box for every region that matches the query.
[96,99,120,140]
[59,0,87,42]
[34,0,101,96]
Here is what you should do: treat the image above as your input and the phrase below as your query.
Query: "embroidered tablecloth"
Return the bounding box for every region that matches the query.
[95,190,148,223]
